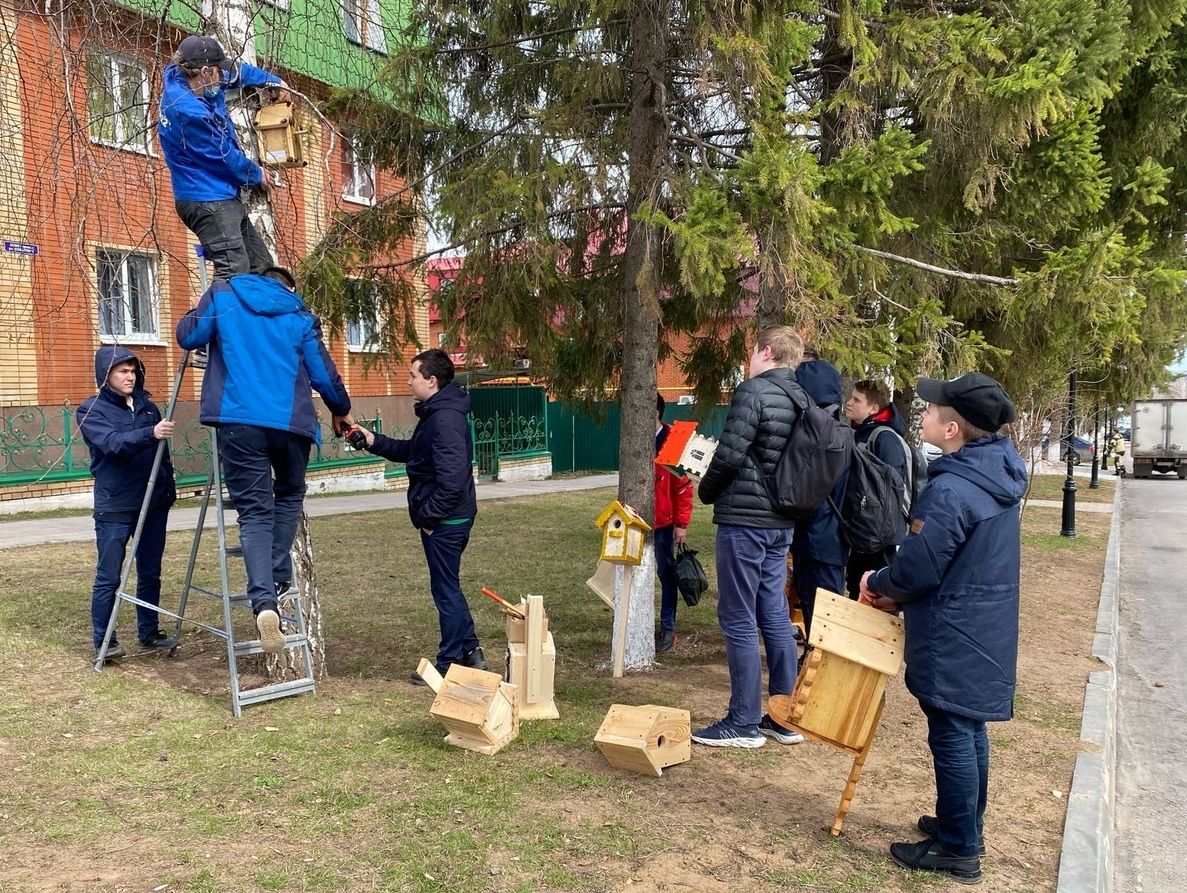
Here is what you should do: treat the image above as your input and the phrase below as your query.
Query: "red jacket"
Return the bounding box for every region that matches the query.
[655,424,694,529]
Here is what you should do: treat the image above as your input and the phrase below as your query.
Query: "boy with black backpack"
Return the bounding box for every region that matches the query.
[860,372,1026,885]
[842,379,918,599]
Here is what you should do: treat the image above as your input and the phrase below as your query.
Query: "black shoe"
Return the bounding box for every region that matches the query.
[138,630,172,649]
[917,816,986,856]
[275,581,291,598]
[890,838,982,885]
[758,713,805,745]
[94,642,126,662]
[656,629,675,653]
[460,646,487,670]
[409,671,429,687]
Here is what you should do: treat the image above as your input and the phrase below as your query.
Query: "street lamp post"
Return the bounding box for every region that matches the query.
[1061,371,1077,537]
[1090,403,1100,489]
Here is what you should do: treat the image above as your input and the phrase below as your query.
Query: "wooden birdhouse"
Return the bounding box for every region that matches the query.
[655,420,719,479]
[768,589,904,836]
[254,101,308,168]
[594,500,651,565]
[595,704,691,777]
[504,594,559,721]
[417,659,520,755]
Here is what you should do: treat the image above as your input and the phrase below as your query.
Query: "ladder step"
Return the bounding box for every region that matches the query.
[233,633,309,658]
[236,677,316,707]
[189,584,250,605]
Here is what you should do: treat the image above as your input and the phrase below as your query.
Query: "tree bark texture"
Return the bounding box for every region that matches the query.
[614,0,670,670]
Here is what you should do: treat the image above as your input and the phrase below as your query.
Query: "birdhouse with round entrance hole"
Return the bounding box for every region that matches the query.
[594,500,651,565]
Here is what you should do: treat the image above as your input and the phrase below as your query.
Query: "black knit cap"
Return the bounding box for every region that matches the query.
[916,372,1016,433]
[178,35,233,71]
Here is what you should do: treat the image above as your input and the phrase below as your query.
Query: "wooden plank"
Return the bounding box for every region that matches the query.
[810,616,904,677]
[526,594,544,703]
[416,658,443,693]
[586,558,617,609]
[612,565,633,678]
[810,589,905,652]
[791,652,887,750]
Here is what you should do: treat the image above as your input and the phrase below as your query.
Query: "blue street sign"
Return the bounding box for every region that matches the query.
[3,240,38,256]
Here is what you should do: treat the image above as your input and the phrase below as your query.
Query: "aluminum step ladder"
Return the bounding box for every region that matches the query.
[93,249,317,716]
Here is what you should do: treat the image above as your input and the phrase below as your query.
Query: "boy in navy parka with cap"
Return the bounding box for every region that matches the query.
[861,372,1027,886]
[78,346,177,660]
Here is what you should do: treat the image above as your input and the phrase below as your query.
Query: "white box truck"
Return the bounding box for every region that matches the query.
[1129,398,1187,479]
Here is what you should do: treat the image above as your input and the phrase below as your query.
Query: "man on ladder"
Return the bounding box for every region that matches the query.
[177,266,353,652]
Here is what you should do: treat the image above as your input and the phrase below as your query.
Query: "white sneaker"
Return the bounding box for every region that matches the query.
[256,608,285,654]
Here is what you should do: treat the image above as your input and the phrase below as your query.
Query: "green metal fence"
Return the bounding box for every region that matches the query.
[467,385,549,478]
[547,401,731,473]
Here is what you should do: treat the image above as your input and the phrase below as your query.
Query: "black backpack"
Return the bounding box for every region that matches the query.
[828,444,906,553]
[753,377,854,519]
[866,426,929,517]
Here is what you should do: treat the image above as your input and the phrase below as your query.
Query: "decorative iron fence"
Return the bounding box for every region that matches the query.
[471,411,549,478]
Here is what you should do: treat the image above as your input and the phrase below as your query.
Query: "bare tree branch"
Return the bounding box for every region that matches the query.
[855,246,1020,286]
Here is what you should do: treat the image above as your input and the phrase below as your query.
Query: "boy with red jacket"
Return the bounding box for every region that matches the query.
[655,393,694,652]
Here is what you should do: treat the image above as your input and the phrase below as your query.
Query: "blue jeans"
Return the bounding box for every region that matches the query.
[792,551,845,640]
[91,508,169,647]
[715,524,797,726]
[655,525,678,633]
[921,700,989,857]
[218,425,311,613]
[174,198,274,280]
[421,519,480,674]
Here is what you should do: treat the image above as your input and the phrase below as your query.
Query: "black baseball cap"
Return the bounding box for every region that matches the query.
[916,372,1016,433]
[178,35,233,71]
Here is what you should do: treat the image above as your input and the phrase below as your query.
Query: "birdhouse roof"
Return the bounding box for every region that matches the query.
[594,500,652,532]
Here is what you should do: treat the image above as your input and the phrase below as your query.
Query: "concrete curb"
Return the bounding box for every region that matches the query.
[1056,484,1121,893]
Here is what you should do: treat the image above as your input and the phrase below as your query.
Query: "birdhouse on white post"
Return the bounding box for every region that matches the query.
[593,500,651,565]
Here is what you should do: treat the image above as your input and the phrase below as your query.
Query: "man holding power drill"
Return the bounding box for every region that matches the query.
[350,349,485,684]
[177,267,352,652]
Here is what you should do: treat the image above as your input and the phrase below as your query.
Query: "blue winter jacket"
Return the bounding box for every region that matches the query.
[869,435,1028,722]
[793,359,848,567]
[159,62,281,201]
[77,346,177,515]
[176,274,351,440]
[366,383,478,530]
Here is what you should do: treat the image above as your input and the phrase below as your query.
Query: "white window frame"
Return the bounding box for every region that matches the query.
[342,139,376,205]
[86,50,153,156]
[96,249,161,344]
[342,0,386,53]
[345,279,383,353]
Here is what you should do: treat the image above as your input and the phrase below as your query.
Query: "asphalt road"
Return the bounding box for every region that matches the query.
[1114,476,1187,892]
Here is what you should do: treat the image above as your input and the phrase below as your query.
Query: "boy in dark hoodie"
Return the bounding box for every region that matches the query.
[843,378,911,599]
[860,372,1027,885]
[78,347,177,661]
[352,349,485,684]
[177,267,352,653]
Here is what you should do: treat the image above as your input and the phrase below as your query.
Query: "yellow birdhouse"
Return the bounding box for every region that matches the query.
[594,500,651,565]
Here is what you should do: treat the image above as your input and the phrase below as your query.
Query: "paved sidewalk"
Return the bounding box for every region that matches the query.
[0,473,620,550]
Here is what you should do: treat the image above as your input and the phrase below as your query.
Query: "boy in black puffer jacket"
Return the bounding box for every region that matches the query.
[78,347,177,661]
[861,372,1026,886]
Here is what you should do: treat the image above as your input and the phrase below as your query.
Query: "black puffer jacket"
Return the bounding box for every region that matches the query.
[697,367,800,528]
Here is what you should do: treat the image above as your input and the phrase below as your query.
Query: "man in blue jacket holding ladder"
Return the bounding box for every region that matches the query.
[178,268,353,652]
[159,35,285,280]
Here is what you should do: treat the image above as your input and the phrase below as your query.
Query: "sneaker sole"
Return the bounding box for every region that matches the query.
[890,851,982,885]
[760,728,805,745]
[256,610,285,654]
[690,734,767,749]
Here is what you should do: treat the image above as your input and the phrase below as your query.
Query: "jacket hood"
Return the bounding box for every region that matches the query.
[856,404,907,437]
[226,274,307,317]
[94,345,144,391]
[415,382,471,418]
[930,434,1028,506]
[795,359,843,407]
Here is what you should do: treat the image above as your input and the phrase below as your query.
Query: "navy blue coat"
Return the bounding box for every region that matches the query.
[367,383,477,529]
[77,346,176,515]
[869,435,1028,722]
[793,359,848,567]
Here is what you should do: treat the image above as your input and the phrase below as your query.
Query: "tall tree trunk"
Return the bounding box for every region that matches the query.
[214,0,324,681]
[614,0,669,671]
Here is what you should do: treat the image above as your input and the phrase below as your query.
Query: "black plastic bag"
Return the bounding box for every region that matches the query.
[675,543,709,607]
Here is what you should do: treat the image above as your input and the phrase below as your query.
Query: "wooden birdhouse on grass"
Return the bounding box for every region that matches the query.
[417,659,520,756]
[595,704,691,777]
[594,500,651,565]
